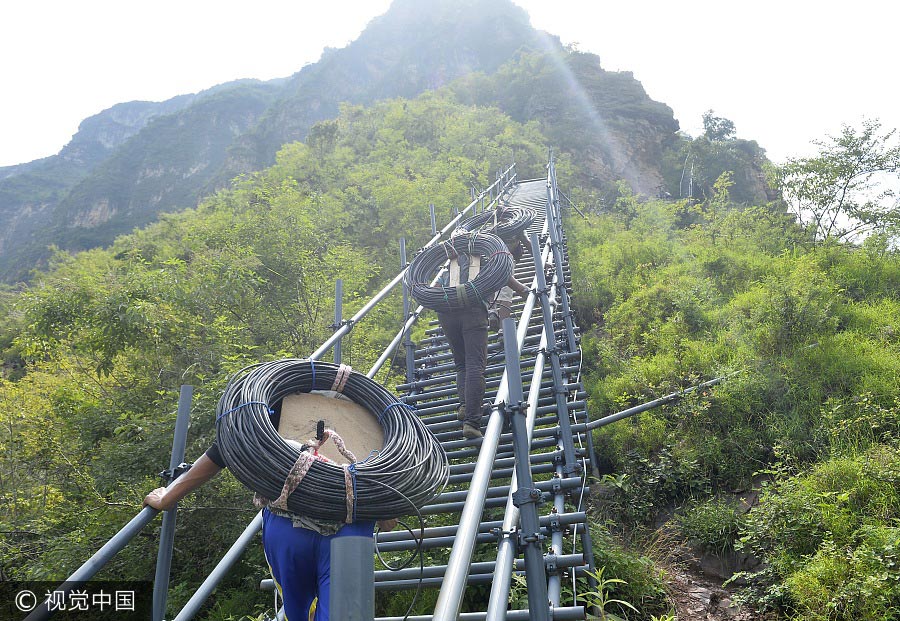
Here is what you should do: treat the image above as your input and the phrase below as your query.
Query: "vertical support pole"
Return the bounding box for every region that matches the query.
[501,319,550,621]
[334,279,344,365]
[545,184,577,354]
[547,157,597,474]
[430,203,437,237]
[153,385,194,621]
[331,536,375,621]
[530,233,578,474]
[400,238,416,385]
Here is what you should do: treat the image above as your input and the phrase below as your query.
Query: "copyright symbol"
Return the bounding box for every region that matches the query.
[15,589,37,612]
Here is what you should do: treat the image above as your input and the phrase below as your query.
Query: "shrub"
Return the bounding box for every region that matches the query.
[586,522,671,620]
[677,496,746,554]
[737,445,900,616]
[785,526,900,620]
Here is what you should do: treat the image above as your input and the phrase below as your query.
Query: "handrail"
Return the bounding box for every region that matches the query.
[432,182,551,621]
[486,235,559,619]
[153,385,194,621]
[583,374,737,431]
[169,162,518,618]
[24,506,161,621]
[29,162,517,620]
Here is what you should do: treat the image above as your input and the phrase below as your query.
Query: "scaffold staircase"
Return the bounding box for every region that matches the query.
[27,155,600,621]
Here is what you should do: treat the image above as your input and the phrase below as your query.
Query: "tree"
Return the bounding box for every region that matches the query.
[780,119,900,242]
[702,110,736,142]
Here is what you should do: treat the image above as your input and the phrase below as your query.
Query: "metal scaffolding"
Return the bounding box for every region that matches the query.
[31,157,610,621]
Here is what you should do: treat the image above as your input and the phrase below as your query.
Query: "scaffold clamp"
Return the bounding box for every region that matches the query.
[159,462,193,483]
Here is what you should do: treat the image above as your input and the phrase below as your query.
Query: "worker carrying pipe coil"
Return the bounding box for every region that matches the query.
[145,358,448,621]
[454,204,536,329]
[405,226,533,440]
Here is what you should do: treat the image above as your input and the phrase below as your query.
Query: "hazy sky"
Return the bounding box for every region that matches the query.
[2,1,896,167]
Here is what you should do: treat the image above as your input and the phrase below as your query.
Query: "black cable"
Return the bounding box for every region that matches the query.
[456,206,536,241]
[454,210,495,235]
[370,479,426,621]
[215,359,449,521]
[404,232,513,313]
[489,207,536,241]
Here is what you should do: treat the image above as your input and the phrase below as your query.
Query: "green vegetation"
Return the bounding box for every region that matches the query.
[779,119,900,242]
[0,94,547,617]
[2,19,899,615]
[567,122,900,617]
[587,524,671,619]
[676,497,746,555]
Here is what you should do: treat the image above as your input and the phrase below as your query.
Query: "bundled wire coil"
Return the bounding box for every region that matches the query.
[215,359,449,522]
[453,210,495,235]
[490,206,536,240]
[404,232,514,313]
[455,206,536,241]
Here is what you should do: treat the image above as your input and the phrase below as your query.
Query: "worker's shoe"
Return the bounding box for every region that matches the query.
[457,405,466,421]
[488,309,500,331]
[462,423,483,439]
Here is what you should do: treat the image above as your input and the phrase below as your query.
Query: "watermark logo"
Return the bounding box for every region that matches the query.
[1,581,151,620]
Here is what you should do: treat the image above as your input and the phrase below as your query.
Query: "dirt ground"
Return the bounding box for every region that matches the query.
[665,556,760,621]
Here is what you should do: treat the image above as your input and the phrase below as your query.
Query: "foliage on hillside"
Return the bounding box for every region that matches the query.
[0,95,547,616]
[567,172,900,618]
[450,49,681,197]
[2,57,897,617]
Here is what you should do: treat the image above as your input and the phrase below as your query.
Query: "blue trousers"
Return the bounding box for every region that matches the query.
[262,509,374,621]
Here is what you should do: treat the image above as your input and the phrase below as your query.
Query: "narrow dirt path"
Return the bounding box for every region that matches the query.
[666,560,756,620]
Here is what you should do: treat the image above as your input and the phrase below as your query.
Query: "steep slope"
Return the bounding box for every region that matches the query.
[226,0,557,171]
[0,0,770,283]
[0,96,197,271]
[47,81,283,254]
[451,50,681,196]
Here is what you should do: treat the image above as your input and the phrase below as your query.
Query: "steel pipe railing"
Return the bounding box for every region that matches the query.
[153,385,194,621]
[432,183,550,621]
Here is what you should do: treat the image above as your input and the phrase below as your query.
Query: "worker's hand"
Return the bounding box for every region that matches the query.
[143,487,176,511]
[377,518,398,532]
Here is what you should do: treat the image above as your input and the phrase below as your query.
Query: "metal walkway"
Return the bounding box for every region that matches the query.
[383,176,595,621]
[28,156,599,621]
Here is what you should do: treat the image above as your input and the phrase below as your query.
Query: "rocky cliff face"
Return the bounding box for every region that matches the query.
[221,0,551,177]
[0,0,758,283]
[59,97,196,165]
[450,50,681,197]
[0,96,198,279]
[48,81,281,250]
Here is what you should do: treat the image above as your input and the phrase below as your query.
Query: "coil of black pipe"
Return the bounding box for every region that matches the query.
[490,206,536,240]
[404,232,514,313]
[455,206,536,240]
[453,210,495,235]
[215,359,449,521]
